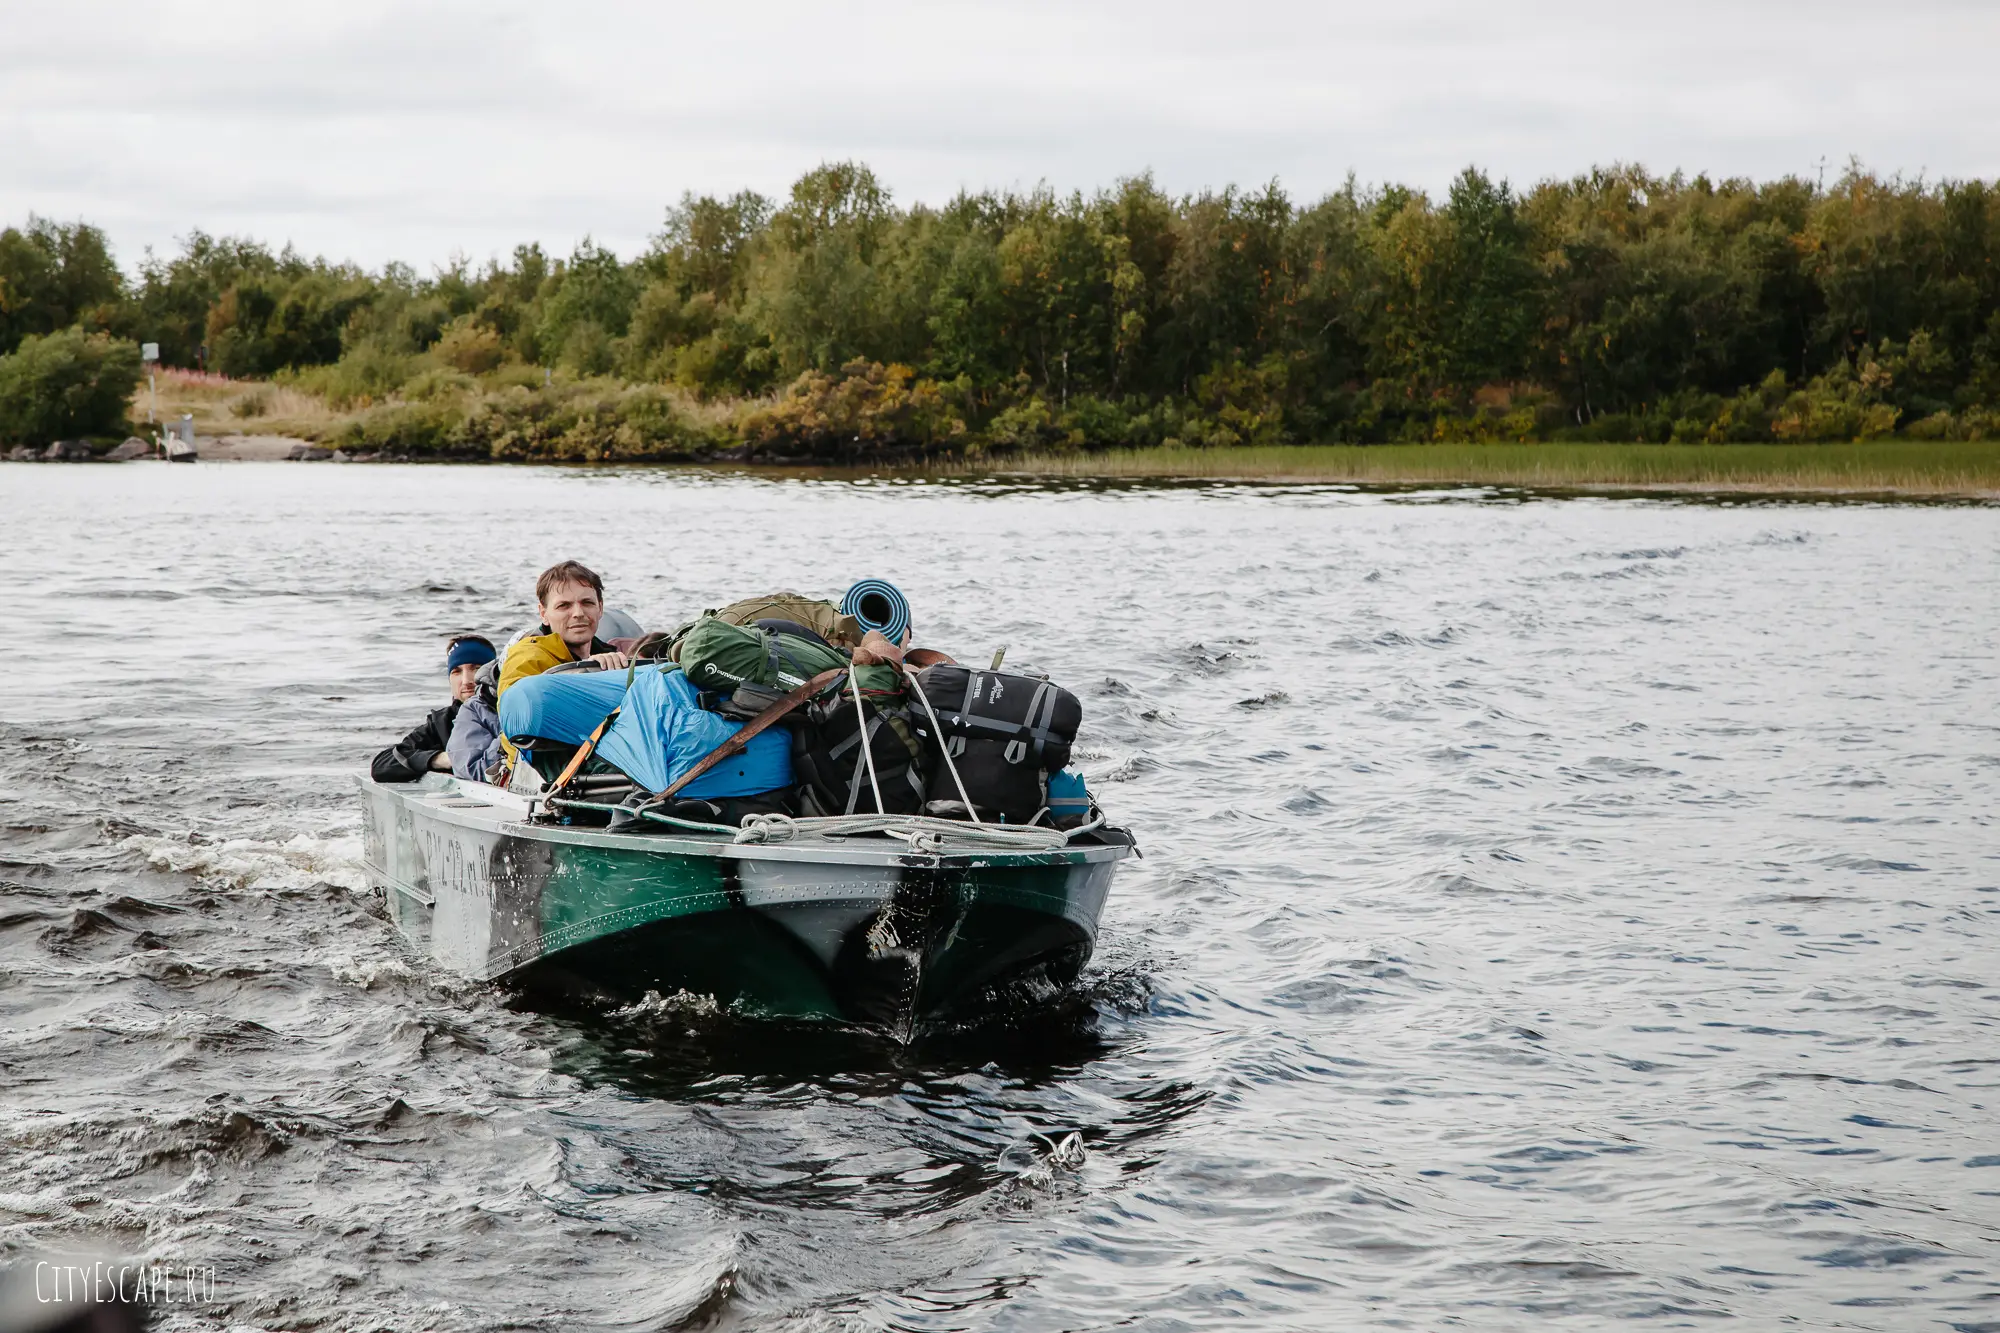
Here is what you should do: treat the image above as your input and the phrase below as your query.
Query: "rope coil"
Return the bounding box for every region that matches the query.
[733,811,1080,852]
[544,797,1101,852]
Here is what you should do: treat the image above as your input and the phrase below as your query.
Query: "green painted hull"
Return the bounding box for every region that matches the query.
[358,775,1129,1029]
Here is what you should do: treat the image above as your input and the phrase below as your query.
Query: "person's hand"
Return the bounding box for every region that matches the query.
[850,630,905,668]
[588,651,632,670]
[429,751,452,771]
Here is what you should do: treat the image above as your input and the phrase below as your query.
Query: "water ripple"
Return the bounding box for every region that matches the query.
[0,463,1995,1330]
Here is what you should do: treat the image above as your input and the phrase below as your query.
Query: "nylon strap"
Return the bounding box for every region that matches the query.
[547,708,619,795]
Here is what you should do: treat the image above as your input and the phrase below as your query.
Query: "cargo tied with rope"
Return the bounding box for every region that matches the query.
[500,579,1106,845]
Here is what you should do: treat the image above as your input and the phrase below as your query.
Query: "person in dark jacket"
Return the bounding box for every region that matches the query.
[447,658,506,783]
[370,635,498,782]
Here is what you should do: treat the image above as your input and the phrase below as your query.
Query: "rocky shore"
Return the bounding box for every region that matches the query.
[5,433,334,462]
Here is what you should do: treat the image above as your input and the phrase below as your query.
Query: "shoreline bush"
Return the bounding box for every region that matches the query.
[0,327,141,445]
[329,378,733,461]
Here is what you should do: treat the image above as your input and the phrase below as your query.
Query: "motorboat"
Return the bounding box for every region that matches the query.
[359,773,1133,1034]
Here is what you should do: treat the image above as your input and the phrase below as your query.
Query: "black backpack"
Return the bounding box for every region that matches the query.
[910,665,1081,823]
[792,682,928,815]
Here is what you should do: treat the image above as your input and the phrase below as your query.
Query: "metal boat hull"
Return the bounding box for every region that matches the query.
[359,775,1126,1028]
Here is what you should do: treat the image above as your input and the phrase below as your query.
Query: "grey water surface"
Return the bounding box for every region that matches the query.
[1,463,1996,1332]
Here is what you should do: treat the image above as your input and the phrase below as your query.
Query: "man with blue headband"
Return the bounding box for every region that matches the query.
[369,634,498,783]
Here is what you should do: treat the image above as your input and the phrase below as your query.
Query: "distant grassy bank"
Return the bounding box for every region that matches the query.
[139,366,350,440]
[110,366,2000,496]
[935,441,2000,496]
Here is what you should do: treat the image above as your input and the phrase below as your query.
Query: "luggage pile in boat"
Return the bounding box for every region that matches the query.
[495,585,1102,843]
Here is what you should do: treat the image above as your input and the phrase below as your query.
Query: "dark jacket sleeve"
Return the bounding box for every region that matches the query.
[370,704,456,783]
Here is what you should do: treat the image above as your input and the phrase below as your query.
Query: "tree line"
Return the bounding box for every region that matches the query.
[5,161,2000,454]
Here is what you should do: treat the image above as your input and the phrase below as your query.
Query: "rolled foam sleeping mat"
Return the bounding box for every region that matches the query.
[840,578,911,647]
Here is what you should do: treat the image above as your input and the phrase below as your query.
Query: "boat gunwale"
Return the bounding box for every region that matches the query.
[360,774,1133,870]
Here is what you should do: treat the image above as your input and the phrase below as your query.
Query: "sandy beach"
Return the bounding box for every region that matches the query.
[199,433,318,461]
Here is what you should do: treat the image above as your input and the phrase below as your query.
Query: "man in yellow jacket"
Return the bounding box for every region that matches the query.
[492,562,633,771]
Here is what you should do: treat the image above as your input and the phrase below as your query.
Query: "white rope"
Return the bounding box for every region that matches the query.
[849,667,886,814]
[621,805,1102,851]
[1065,809,1106,839]
[902,664,982,823]
[733,811,1068,852]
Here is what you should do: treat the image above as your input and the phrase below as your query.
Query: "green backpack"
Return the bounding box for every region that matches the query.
[678,616,850,695]
[678,615,926,808]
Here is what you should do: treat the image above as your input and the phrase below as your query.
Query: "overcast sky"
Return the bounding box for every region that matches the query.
[4,0,1996,273]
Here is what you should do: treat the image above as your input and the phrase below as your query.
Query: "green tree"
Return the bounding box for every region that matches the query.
[537,239,639,371]
[1357,183,1454,413]
[0,218,125,355]
[1437,168,1538,387]
[1155,184,1289,395]
[130,232,276,368]
[925,223,1010,386]
[990,190,1121,402]
[206,276,282,376]
[648,190,771,302]
[747,163,909,375]
[0,327,142,444]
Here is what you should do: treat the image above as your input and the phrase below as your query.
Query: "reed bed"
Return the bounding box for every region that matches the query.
[936,442,2000,496]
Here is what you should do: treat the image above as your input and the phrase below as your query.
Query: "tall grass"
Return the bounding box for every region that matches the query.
[135,368,349,438]
[935,442,2000,495]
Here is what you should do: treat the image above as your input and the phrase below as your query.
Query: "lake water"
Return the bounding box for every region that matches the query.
[2,463,1996,1331]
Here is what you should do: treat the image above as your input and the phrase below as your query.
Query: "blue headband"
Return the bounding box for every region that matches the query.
[446,639,497,672]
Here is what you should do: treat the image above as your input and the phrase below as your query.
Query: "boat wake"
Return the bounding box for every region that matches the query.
[120,830,367,893]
